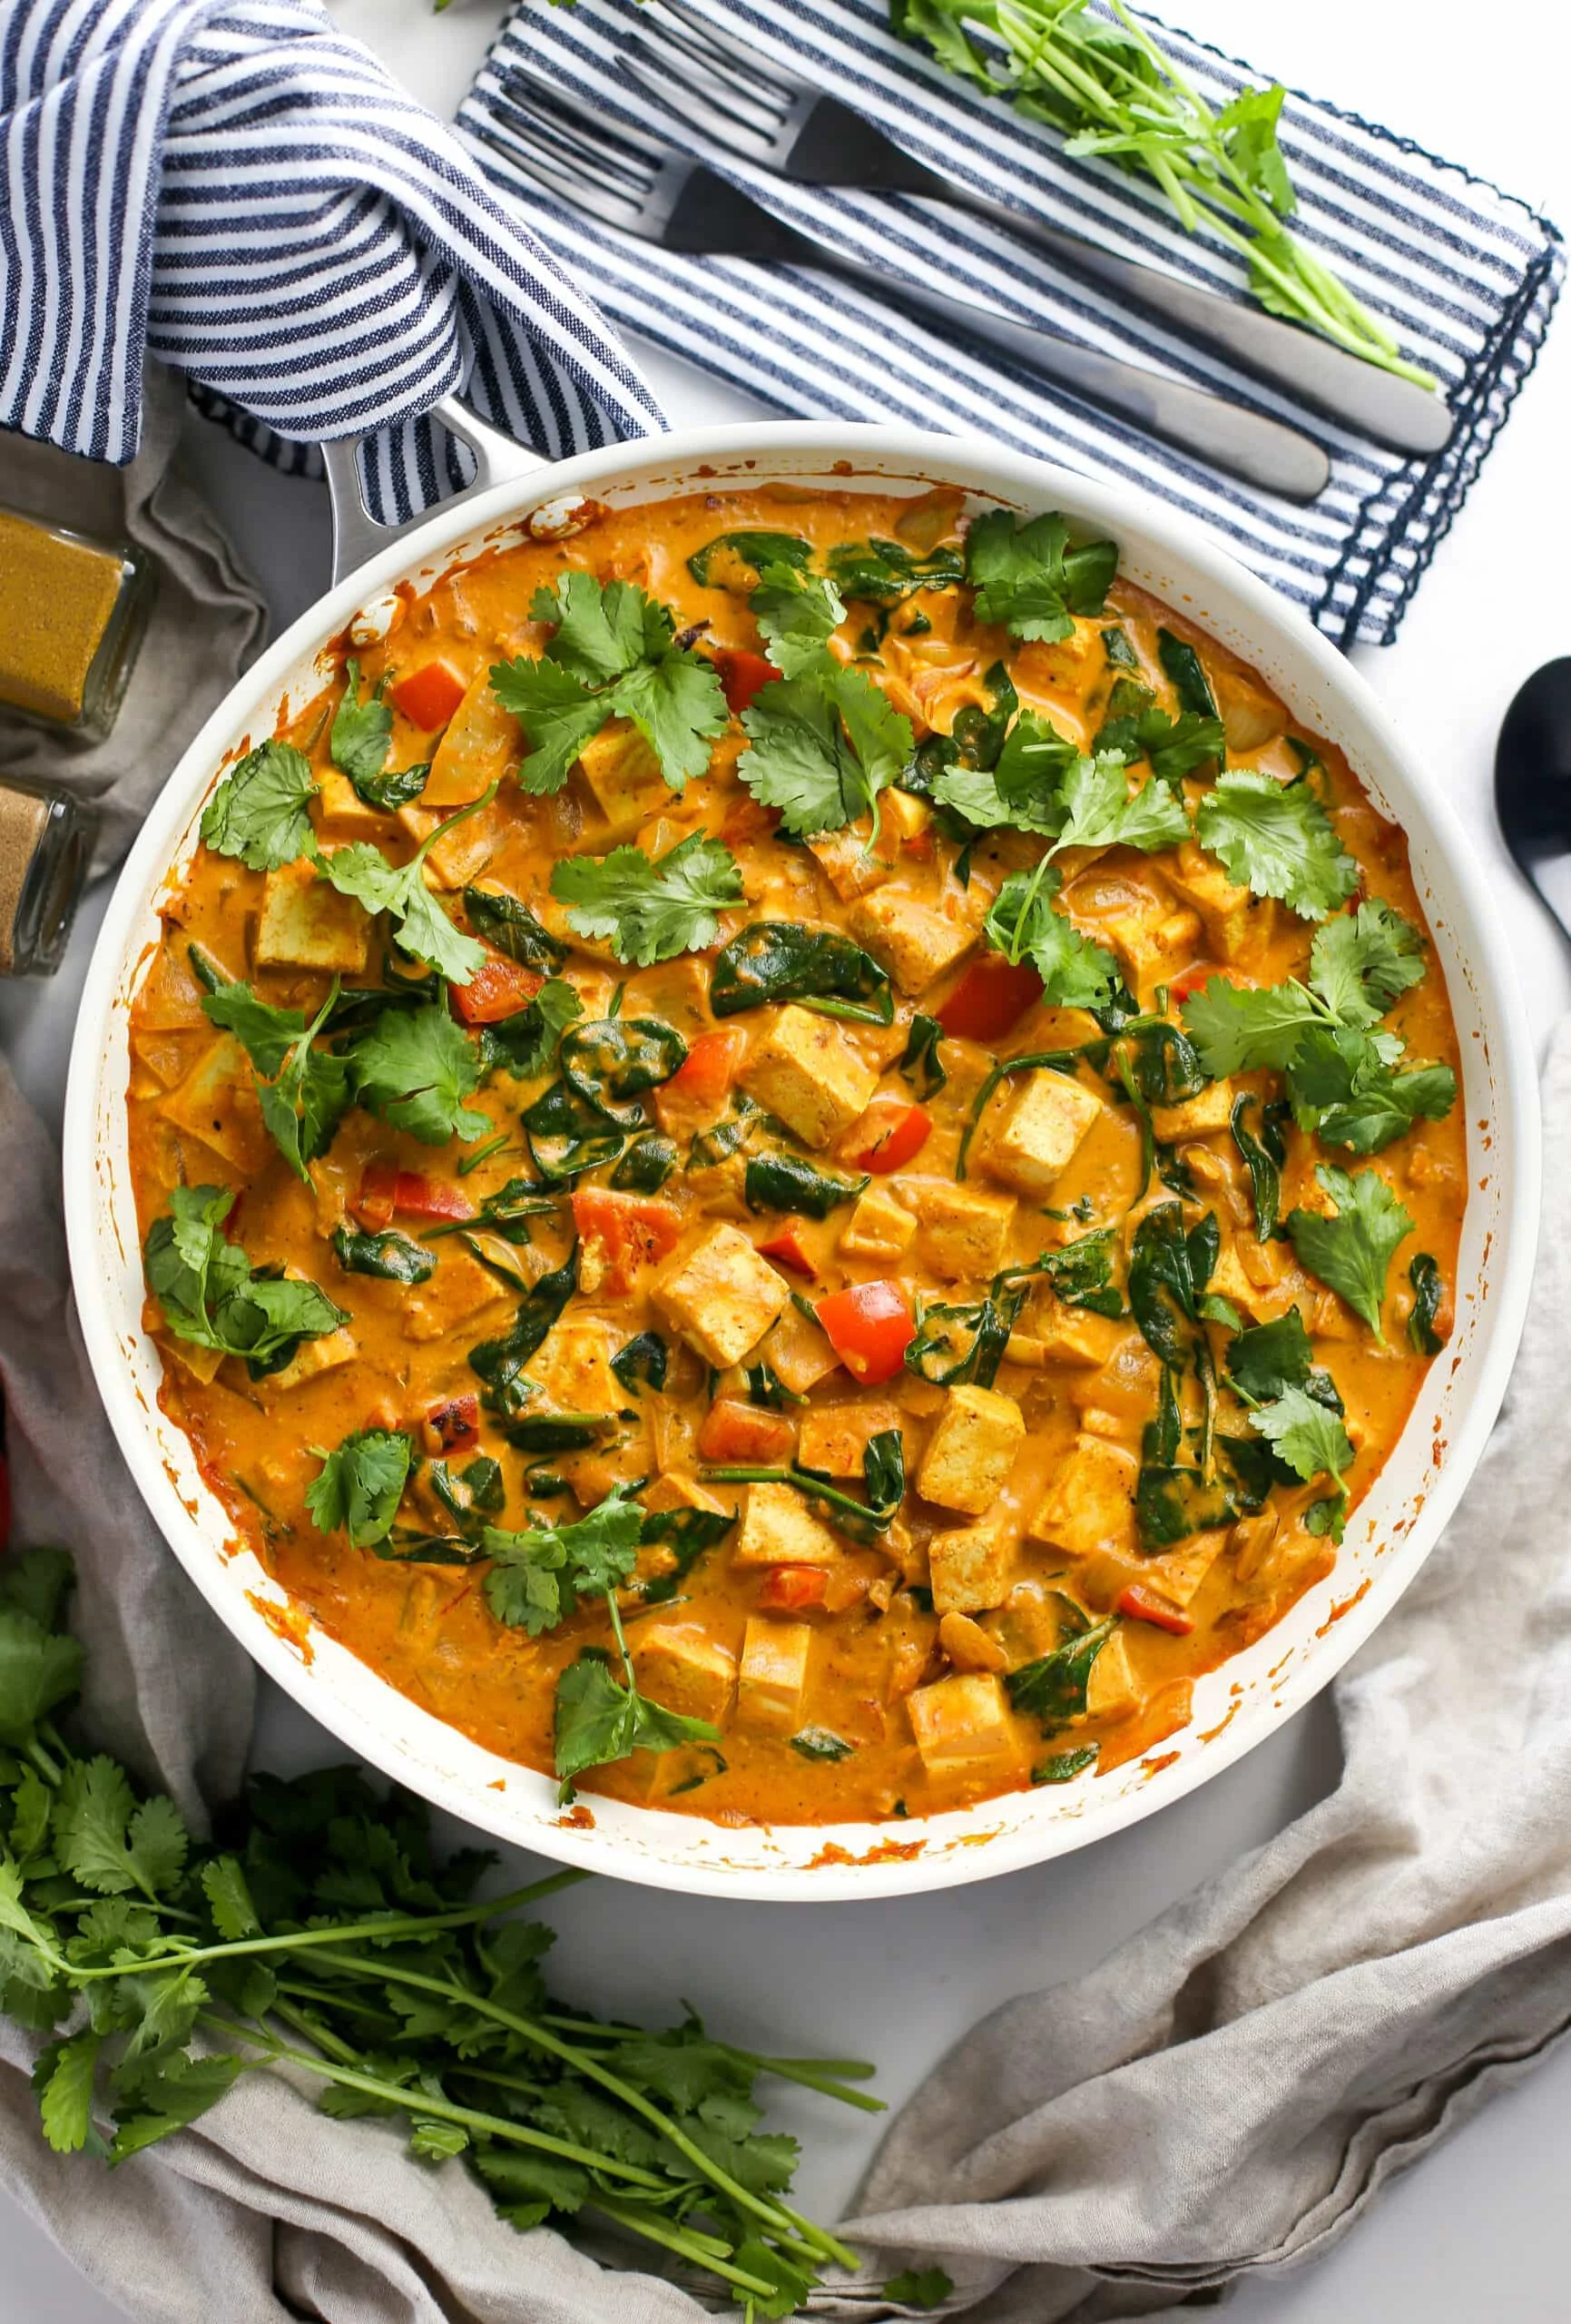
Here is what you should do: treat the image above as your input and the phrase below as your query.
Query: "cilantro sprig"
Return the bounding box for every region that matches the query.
[143,1187,346,1375]
[550,833,743,968]
[737,664,913,839]
[964,507,1118,642]
[201,979,351,1184]
[0,1549,873,2310]
[307,1429,414,1549]
[490,572,728,795]
[344,1002,491,1147]
[1287,1163,1414,1343]
[1194,769,1358,921]
[319,783,497,986]
[1225,1308,1353,1540]
[200,742,318,872]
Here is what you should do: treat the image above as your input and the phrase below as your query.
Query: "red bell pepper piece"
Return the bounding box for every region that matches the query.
[570,1188,682,1293]
[1116,1583,1194,1636]
[843,1102,931,1176]
[449,952,545,1025]
[697,1400,796,1466]
[758,1566,830,1612]
[813,1280,916,1386]
[356,1165,475,1228]
[389,660,467,733]
[937,955,1044,1042]
[714,647,781,716]
[756,1226,816,1278]
[655,1027,745,1132]
[352,1162,398,1230]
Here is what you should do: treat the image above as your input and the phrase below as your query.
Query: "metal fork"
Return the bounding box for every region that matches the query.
[616,0,1451,458]
[471,74,1329,501]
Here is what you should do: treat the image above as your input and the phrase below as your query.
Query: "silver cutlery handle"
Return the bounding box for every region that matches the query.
[811,252,1330,501]
[918,189,1452,458]
[322,394,552,586]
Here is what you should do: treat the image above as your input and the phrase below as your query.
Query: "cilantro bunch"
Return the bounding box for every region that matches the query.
[0,1549,875,2317]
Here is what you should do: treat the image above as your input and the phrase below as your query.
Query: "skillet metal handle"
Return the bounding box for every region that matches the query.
[322,394,552,586]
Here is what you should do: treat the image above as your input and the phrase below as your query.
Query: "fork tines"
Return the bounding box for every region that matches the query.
[475,73,667,227]
[622,2,799,151]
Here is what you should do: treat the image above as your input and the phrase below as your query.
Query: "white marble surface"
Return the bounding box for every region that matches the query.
[5,2,1571,2315]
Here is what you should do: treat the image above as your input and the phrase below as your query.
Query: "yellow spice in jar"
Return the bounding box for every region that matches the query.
[0,509,128,724]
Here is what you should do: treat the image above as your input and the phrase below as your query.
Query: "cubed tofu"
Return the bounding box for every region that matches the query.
[401,1247,514,1344]
[632,1621,737,1726]
[797,1402,903,1479]
[574,720,668,835]
[159,1334,225,1386]
[927,1518,1014,1614]
[898,1177,1015,1282]
[1100,887,1201,995]
[653,1224,790,1368]
[256,858,370,973]
[1206,1241,1283,1323]
[1026,1295,1124,1370]
[162,1036,272,1175]
[1150,1078,1234,1142]
[980,1069,1103,1199]
[314,769,387,838]
[737,1006,879,1149]
[849,888,977,997]
[839,1183,918,1263]
[525,1316,624,1413]
[1138,1527,1228,1611]
[731,1481,843,1567]
[395,802,498,891]
[422,666,517,806]
[907,1672,1023,1785]
[735,1618,812,1735]
[757,1305,842,1396]
[1084,1626,1141,1724]
[641,1472,734,1521]
[918,1385,1024,1518]
[264,1326,357,1394]
[808,819,899,902]
[1162,842,1269,965]
[1029,1434,1138,1557]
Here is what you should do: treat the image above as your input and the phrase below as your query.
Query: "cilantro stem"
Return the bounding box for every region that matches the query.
[586,2199,781,2299]
[535,2014,887,2112]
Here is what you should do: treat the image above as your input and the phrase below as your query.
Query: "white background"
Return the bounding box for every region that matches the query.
[5,1,1571,2316]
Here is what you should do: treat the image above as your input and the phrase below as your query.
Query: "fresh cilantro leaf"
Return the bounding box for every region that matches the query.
[884,2266,956,2311]
[345,1003,489,1146]
[1182,977,1321,1077]
[492,574,728,794]
[1249,1384,1353,1486]
[143,1187,347,1371]
[751,562,845,678]
[200,742,319,872]
[1308,901,1427,1029]
[737,665,913,838]
[306,1430,414,1549]
[553,1648,720,1800]
[964,507,1117,641]
[1050,751,1192,853]
[53,1758,188,1902]
[1287,1163,1413,1342]
[34,2033,103,2154]
[0,1545,74,1634]
[1308,1052,1457,1155]
[482,1492,644,1636]
[109,2051,244,2163]
[319,787,494,987]
[1137,706,1227,783]
[936,704,1079,835]
[202,979,351,1184]
[200,1856,262,1942]
[1194,772,1357,921]
[330,659,393,786]
[477,976,583,1080]
[550,833,743,969]
[984,863,1119,1009]
[0,1610,83,1748]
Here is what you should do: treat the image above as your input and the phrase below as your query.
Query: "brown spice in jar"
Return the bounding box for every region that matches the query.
[0,509,127,724]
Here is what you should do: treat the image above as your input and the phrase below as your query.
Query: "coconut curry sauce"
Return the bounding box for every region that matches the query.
[125,484,1465,1824]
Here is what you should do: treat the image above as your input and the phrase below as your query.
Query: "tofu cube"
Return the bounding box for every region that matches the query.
[1137,1528,1228,1611]
[1101,888,1201,995]
[162,1036,273,1175]
[632,1621,737,1726]
[525,1316,624,1413]
[1027,1295,1124,1370]
[422,666,517,806]
[797,1402,902,1480]
[918,1385,1024,1517]
[1085,1627,1141,1724]
[1028,1434,1137,1557]
[1150,1078,1234,1143]
[641,1472,734,1521]
[264,1326,357,1395]
[738,1006,879,1149]
[401,1248,513,1344]
[899,1177,1015,1281]
[808,819,898,902]
[757,1306,842,1396]
[908,1672,1023,1785]
[735,1618,812,1735]
[653,1224,790,1367]
[395,803,498,891]
[927,1518,1014,1614]
[1162,842,1268,965]
[731,1481,843,1567]
[315,769,387,838]
[839,1183,917,1263]
[256,858,369,972]
[849,889,976,997]
[1206,1241,1284,1323]
[574,720,667,835]
[980,1069,1103,1198]
[160,1334,226,1386]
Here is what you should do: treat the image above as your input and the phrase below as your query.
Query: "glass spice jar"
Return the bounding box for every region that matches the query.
[0,506,152,738]
[0,774,95,975]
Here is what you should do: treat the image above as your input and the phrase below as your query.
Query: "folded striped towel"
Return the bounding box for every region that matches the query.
[460,0,1563,646]
[0,0,662,520]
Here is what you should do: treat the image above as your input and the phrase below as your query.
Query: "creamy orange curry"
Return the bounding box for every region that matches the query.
[126,483,1464,1825]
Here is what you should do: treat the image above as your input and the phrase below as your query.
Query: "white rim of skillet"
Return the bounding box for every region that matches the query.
[63,419,1541,1901]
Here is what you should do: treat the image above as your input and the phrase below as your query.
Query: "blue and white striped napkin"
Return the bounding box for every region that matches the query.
[0,0,662,521]
[459,0,1563,646]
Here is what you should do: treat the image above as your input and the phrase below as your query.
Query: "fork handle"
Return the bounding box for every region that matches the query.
[797,248,1330,501]
[907,186,1451,458]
